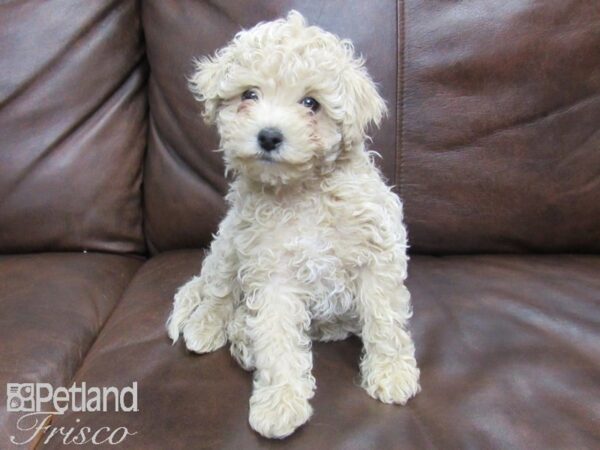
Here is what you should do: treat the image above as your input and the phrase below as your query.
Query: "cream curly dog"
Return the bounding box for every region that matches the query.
[167,11,420,439]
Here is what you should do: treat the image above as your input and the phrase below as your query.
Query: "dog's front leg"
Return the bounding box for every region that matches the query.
[357,264,420,405]
[246,281,314,439]
[167,212,239,353]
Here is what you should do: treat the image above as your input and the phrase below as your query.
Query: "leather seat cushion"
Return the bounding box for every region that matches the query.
[37,251,600,449]
[0,253,142,444]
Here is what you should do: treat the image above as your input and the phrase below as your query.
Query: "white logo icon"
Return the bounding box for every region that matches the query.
[6,383,35,412]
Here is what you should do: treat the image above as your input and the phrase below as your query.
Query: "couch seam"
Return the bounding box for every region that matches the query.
[70,261,147,382]
[396,0,407,197]
[31,259,146,449]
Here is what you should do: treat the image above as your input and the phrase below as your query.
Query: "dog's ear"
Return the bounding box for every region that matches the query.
[340,61,387,151]
[188,52,231,124]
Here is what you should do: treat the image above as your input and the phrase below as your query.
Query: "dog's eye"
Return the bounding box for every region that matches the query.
[241,89,259,101]
[300,96,320,112]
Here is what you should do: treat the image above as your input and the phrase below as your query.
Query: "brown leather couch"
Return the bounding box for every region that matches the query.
[1,1,599,449]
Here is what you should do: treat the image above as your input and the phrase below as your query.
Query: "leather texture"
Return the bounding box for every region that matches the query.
[0,0,147,254]
[0,253,142,447]
[142,0,398,253]
[401,0,600,253]
[40,251,600,450]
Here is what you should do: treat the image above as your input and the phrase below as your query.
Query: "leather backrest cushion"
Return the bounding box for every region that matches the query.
[401,0,600,253]
[141,0,398,253]
[0,0,147,254]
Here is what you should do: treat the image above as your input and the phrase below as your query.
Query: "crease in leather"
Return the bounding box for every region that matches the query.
[203,0,245,26]
[556,126,600,170]
[149,79,226,191]
[28,255,144,450]
[0,0,124,109]
[0,58,147,212]
[433,90,600,153]
[50,258,146,393]
[148,113,225,200]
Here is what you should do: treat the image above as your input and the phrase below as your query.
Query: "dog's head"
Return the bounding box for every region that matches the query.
[189,11,386,186]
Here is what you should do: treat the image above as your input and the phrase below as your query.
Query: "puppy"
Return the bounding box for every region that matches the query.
[167,11,420,439]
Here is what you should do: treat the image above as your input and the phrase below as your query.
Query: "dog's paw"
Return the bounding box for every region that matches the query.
[167,277,204,342]
[182,307,227,354]
[361,356,420,405]
[166,313,184,343]
[249,384,313,439]
[229,340,255,371]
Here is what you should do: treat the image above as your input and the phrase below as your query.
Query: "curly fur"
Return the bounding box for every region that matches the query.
[167,11,420,439]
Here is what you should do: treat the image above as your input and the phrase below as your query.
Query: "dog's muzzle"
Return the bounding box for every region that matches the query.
[257,127,283,152]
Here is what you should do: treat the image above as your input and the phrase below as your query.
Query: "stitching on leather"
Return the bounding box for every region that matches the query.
[396,0,407,196]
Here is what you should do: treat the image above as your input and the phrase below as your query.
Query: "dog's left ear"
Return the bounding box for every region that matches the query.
[340,62,387,151]
[188,51,232,124]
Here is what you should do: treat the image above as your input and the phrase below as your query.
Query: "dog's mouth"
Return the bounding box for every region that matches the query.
[230,150,281,165]
[258,152,279,163]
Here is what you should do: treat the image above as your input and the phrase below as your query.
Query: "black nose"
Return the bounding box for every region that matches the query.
[257,127,283,152]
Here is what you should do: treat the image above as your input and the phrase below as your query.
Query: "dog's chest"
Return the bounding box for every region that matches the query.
[282,231,355,318]
[234,196,357,319]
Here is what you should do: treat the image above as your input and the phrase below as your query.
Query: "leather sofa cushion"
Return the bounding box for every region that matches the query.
[141,0,398,253]
[401,0,600,253]
[0,0,147,254]
[0,253,141,445]
[142,0,600,255]
[38,251,600,449]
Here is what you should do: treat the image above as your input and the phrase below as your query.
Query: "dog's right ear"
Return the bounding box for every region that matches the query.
[188,52,231,124]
